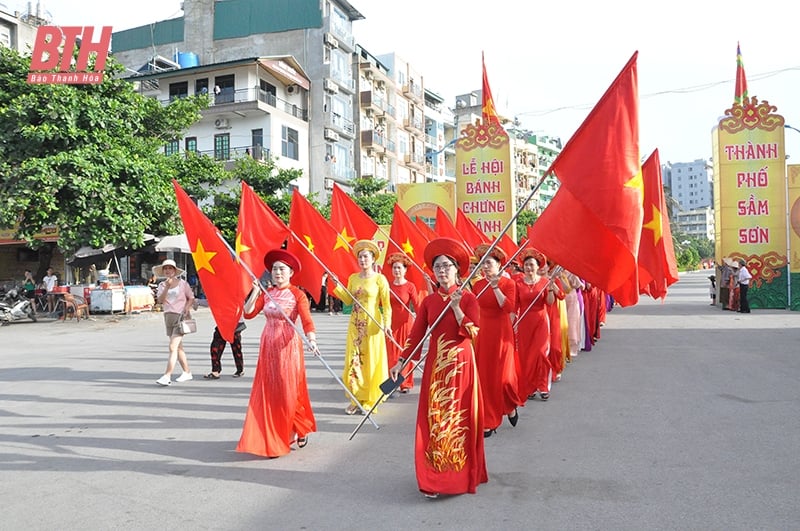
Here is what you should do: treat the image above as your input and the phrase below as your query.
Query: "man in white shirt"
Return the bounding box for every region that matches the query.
[737,260,752,313]
[42,267,58,314]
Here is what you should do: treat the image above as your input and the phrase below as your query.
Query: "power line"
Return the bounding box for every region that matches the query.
[516,65,800,118]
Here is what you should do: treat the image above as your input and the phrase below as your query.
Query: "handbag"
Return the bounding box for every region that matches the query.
[235,321,247,333]
[180,317,197,334]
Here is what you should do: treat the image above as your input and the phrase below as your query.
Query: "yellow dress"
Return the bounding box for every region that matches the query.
[334,273,392,410]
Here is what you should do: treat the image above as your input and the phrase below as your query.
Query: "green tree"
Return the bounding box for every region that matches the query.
[516,208,538,239]
[0,47,220,261]
[204,154,305,242]
[349,176,396,225]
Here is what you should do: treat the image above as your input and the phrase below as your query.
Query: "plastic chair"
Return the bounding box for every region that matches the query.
[62,293,90,321]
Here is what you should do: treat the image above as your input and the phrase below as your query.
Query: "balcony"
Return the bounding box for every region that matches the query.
[328,112,356,139]
[360,131,386,153]
[404,151,425,170]
[402,81,423,104]
[194,144,272,170]
[402,116,425,137]
[360,90,385,114]
[162,87,308,121]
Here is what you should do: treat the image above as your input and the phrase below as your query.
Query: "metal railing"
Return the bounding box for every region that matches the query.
[163,88,308,121]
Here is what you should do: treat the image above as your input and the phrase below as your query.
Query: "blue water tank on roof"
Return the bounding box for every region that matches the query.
[176,52,200,68]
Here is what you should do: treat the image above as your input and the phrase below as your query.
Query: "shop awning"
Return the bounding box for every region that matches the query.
[155,233,190,253]
[67,234,157,267]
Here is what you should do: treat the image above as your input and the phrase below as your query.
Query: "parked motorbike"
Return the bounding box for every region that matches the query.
[0,287,38,325]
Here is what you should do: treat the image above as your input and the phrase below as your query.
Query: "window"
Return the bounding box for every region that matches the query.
[214,74,235,104]
[185,137,197,153]
[164,139,179,155]
[195,78,209,95]
[214,133,230,160]
[259,80,276,106]
[251,129,263,159]
[169,81,188,100]
[282,126,299,160]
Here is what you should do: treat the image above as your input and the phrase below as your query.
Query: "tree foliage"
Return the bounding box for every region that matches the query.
[204,155,305,243]
[0,46,221,254]
[516,208,538,240]
[348,176,396,225]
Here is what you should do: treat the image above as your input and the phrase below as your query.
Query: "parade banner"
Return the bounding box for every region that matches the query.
[455,122,515,240]
[396,182,456,223]
[713,97,787,309]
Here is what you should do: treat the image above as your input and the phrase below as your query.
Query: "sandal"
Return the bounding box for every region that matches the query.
[345,404,359,415]
[232,371,244,378]
[203,373,220,379]
[297,436,308,448]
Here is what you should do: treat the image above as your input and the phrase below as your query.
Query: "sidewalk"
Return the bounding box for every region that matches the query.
[1,270,799,530]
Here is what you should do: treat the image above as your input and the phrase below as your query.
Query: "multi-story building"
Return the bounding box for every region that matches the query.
[125,56,312,192]
[0,3,44,51]
[662,158,714,241]
[111,0,364,197]
[375,52,427,187]
[673,206,714,240]
[662,159,713,211]
[423,89,456,183]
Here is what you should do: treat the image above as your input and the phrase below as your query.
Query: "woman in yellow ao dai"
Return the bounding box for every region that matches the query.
[333,240,392,414]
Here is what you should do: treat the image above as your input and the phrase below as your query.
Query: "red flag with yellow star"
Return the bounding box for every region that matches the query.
[482,52,502,127]
[637,149,678,299]
[237,182,290,283]
[383,203,431,293]
[173,180,248,342]
[287,188,357,302]
[527,52,643,306]
[331,183,379,243]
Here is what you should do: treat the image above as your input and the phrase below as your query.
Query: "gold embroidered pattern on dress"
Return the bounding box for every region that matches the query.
[426,336,468,472]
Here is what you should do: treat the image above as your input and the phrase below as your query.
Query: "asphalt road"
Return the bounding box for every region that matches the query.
[1,270,799,530]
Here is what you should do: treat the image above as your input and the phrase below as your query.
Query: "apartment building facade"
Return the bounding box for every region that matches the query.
[111,0,364,197]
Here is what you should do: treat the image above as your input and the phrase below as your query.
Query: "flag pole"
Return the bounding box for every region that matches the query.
[288,228,406,351]
[374,223,437,287]
[216,232,380,428]
[349,165,557,439]
[512,266,563,331]
[349,231,535,439]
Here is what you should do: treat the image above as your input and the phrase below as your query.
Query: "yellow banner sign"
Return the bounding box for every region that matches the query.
[455,122,515,240]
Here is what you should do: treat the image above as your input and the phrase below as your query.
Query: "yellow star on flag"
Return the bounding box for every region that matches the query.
[642,205,663,244]
[234,232,251,261]
[334,227,355,252]
[401,238,415,257]
[624,168,644,206]
[192,238,217,274]
[303,234,315,253]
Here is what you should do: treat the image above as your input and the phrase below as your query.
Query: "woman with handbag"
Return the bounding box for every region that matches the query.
[236,249,317,458]
[154,259,195,386]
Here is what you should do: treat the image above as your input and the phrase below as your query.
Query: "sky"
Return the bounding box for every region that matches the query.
[27,0,800,166]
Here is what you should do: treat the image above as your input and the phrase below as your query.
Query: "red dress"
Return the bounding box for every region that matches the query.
[237,285,316,458]
[403,285,488,495]
[473,276,522,430]
[387,281,418,391]
[514,277,552,398]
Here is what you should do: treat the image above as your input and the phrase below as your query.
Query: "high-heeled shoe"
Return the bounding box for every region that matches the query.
[483,429,496,438]
[297,436,308,448]
[507,408,519,427]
